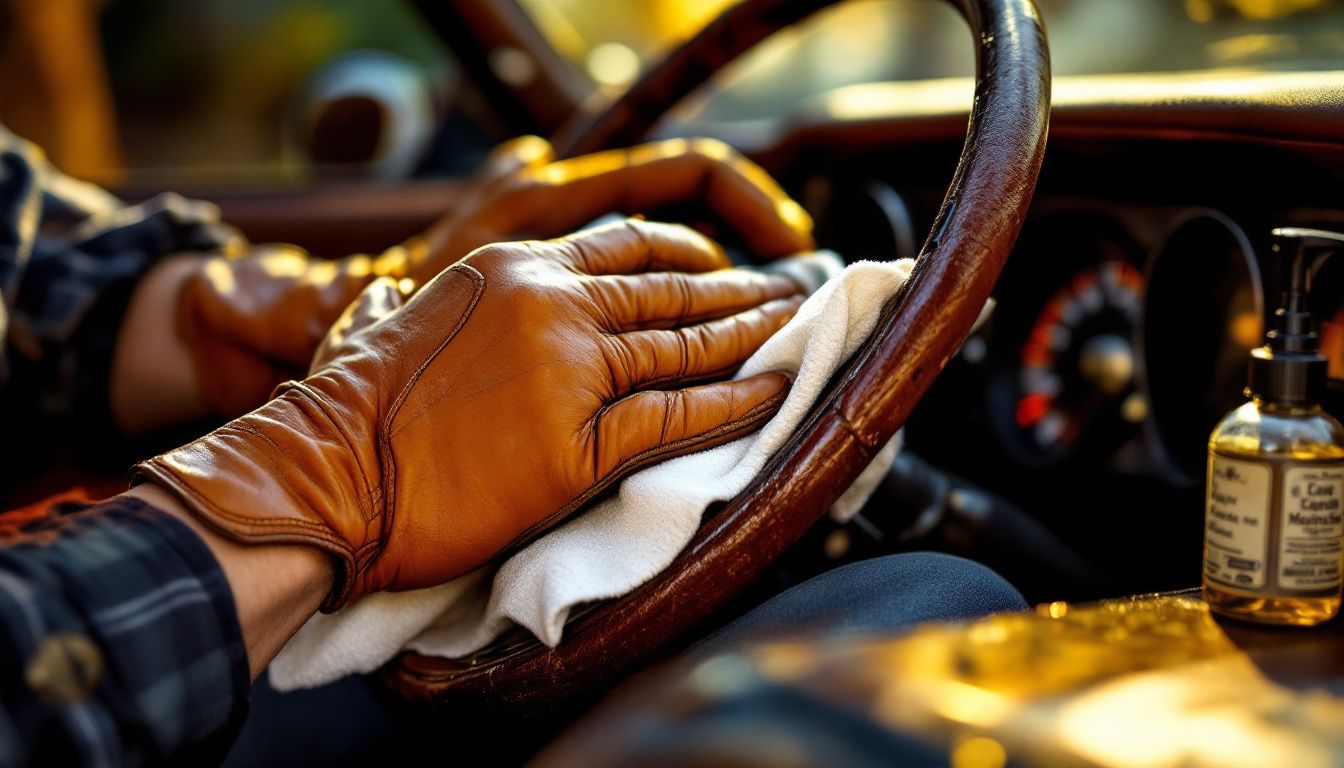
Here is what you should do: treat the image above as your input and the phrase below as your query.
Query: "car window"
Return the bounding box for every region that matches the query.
[0,0,495,187]
[521,0,1344,122]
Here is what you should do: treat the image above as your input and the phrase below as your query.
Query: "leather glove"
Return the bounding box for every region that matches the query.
[179,137,813,418]
[137,219,803,610]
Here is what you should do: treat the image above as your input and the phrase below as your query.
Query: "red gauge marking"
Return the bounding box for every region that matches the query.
[1037,301,1062,327]
[1016,393,1051,427]
[1015,261,1145,454]
[1030,323,1055,349]
[1021,344,1052,367]
[1071,271,1098,293]
[1121,263,1145,293]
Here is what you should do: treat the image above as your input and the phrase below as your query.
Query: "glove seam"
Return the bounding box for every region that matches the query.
[499,383,786,564]
[224,416,376,538]
[381,263,486,440]
[202,421,361,535]
[134,456,360,596]
[376,263,486,593]
[276,380,380,525]
[223,407,384,606]
[638,363,740,392]
[621,304,774,332]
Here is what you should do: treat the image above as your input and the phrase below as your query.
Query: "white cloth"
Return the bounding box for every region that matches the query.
[269,258,915,691]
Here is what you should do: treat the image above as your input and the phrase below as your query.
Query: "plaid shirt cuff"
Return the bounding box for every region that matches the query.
[0,496,249,767]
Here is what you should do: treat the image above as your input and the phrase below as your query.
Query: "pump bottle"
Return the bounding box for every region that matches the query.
[1204,228,1344,626]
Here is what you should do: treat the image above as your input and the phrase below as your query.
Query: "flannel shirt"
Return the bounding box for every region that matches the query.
[0,495,249,766]
[0,126,240,492]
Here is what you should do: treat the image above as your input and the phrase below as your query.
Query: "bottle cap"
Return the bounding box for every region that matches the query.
[1246,228,1343,403]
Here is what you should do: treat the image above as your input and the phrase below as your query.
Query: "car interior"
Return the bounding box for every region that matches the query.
[3,0,1343,762]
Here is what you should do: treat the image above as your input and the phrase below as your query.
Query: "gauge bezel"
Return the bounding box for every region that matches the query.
[985,211,1146,468]
[1138,208,1263,487]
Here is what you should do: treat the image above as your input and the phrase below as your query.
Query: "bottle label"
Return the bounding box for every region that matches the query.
[1205,456,1271,590]
[1278,465,1344,591]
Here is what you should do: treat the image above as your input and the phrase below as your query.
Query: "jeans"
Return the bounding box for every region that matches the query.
[694,552,1026,655]
[224,553,1024,767]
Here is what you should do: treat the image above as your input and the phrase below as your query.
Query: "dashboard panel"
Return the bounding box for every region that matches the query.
[783,129,1344,595]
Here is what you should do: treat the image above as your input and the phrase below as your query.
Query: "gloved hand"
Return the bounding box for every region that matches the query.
[137,220,803,609]
[179,137,813,418]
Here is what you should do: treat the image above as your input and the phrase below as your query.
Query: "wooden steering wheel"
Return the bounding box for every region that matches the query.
[387,0,1050,717]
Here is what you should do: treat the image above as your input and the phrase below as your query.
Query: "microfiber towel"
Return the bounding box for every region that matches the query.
[269,255,916,690]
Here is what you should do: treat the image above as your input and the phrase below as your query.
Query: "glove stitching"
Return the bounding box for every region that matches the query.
[380,264,487,440]
[220,421,367,533]
[193,417,382,608]
[135,458,359,598]
[374,263,486,592]
[282,381,379,524]
[500,385,785,565]
[637,362,738,391]
[139,455,335,538]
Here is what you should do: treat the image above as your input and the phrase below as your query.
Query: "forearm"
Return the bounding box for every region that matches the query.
[128,484,333,678]
[112,245,399,428]
[109,255,210,434]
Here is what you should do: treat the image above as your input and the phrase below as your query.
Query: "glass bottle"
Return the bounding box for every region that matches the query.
[1205,399,1344,625]
[1203,228,1344,626]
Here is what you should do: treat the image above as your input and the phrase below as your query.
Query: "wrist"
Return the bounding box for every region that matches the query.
[128,483,333,679]
[133,382,376,609]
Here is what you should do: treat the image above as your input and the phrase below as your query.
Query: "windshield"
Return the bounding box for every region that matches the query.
[519,0,1344,121]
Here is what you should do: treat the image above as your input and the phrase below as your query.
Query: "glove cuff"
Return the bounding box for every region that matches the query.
[132,384,380,611]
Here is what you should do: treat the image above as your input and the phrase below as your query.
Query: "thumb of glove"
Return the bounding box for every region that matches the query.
[309,276,409,374]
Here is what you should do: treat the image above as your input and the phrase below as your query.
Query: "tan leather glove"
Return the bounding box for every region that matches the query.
[138,220,803,610]
[180,137,813,418]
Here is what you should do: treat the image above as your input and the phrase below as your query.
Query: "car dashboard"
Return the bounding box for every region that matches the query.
[671,70,1344,596]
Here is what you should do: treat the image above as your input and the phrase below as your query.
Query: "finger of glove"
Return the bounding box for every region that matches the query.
[609,296,801,392]
[309,276,407,373]
[185,247,375,368]
[596,372,791,477]
[498,138,814,259]
[557,218,731,277]
[400,137,554,282]
[591,267,799,332]
[477,135,554,186]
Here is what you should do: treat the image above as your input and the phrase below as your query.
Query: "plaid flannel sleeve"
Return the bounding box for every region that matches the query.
[0,495,250,767]
[0,127,241,491]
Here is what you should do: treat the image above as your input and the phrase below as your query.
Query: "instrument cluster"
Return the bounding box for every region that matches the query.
[982,207,1265,483]
[811,174,1344,490]
[984,214,1148,469]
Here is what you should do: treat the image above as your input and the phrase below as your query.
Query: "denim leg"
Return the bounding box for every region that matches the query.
[695,552,1026,656]
[544,555,1028,767]
[226,554,1024,767]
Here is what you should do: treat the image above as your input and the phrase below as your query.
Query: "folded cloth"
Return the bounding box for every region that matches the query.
[269,255,915,690]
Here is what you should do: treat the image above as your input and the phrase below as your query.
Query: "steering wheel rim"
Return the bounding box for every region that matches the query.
[388,0,1049,717]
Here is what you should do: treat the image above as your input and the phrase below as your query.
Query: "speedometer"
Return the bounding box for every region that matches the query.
[1014,261,1145,454]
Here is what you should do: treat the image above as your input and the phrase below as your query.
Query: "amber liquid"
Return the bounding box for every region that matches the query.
[1204,402,1344,627]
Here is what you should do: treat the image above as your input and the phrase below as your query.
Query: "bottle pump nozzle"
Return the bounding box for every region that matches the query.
[1247,228,1344,402]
